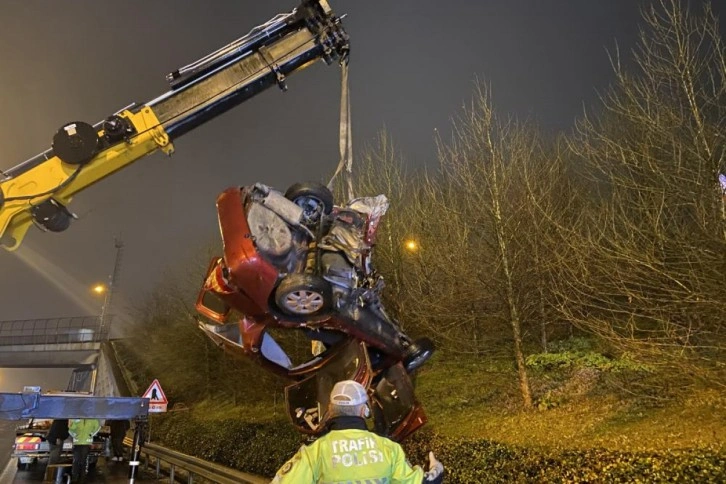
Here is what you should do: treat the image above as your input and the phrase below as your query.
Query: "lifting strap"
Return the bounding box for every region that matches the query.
[316,61,353,357]
[328,60,354,200]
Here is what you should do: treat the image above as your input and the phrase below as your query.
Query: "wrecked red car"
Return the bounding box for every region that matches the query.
[195,182,433,440]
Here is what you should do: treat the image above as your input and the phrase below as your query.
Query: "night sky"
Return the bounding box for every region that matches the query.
[0,1,723,330]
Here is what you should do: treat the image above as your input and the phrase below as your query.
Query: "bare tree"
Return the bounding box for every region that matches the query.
[425,83,542,407]
[557,0,726,382]
[520,137,586,351]
[343,131,414,322]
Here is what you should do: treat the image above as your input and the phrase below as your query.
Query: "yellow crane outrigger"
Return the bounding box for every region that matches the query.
[0,0,348,251]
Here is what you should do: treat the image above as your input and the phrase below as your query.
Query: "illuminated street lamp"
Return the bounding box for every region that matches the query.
[404,239,419,253]
[92,282,111,339]
[91,239,124,339]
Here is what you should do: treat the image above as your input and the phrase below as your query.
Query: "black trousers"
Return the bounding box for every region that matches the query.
[48,441,63,464]
[71,445,90,481]
[112,435,125,458]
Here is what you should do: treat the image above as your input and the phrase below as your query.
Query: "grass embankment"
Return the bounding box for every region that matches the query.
[415,355,726,452]
[151,354,725,482]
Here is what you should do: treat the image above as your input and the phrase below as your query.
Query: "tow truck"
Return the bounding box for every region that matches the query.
[12,370,111,470]
[13,418,57,469]
[13,417,56,469]
[0,0,432,445]
[13,416,109,471]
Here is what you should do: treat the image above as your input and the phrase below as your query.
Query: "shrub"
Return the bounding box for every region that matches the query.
[403,430,725,483]
[526,338,653,373]
[152,414,726,483]
[151,411,302,477]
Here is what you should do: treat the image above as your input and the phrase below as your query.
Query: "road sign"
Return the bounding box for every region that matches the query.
[142,379,168,413]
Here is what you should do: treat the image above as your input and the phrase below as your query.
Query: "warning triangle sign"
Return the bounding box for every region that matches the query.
[142,379,168,412]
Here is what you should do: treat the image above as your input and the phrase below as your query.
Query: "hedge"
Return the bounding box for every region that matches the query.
[152,413,725,483]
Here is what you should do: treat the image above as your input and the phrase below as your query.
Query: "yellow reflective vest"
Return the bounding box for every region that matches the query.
[68,418,102,446]
[272,426,424,484]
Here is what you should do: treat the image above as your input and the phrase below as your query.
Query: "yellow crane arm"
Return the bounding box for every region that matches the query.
[0,108,171,250]
[0,0,348,251]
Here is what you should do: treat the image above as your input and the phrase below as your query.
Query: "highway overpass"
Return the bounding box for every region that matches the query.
[0,316,130,397]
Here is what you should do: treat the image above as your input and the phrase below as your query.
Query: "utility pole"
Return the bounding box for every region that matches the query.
[99,238,124,339]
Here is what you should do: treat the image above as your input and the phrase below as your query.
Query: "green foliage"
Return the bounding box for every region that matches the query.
[523,338,654,410]
[152,414,726,483]
[402,431,725,483]
[144,342,725,481]
[151,410,302,477]
[526,338,653,374]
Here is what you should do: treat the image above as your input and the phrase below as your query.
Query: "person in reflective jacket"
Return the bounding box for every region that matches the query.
[68,418,101,482]
[272,380,444,483]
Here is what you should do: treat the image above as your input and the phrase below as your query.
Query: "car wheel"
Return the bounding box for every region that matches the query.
[275,274,332,316]
[284,182,334,226]
[403,337,435,373]
[16,460,26,470]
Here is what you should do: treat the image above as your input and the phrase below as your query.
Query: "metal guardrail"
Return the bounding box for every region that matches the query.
[126,438,268,484]
[0,316,108,346]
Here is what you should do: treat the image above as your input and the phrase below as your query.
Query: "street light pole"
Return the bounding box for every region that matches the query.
[99,238,124,339]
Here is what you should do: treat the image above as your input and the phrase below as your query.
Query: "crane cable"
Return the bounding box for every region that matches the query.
[328,59,354,201]
[314,60,353,358]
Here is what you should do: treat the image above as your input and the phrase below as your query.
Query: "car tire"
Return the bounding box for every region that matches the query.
[275,274,332,316]
[284,182,334,226]
[403,337,435,373]
[16,460,26,470]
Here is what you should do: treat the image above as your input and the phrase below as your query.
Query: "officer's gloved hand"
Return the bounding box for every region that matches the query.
[423,451,444,483]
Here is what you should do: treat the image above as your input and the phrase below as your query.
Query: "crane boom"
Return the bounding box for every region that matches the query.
[0,0,348,250]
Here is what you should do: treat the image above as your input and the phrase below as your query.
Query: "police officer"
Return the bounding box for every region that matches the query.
[272,380,444,483]
[68,418,102,483]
